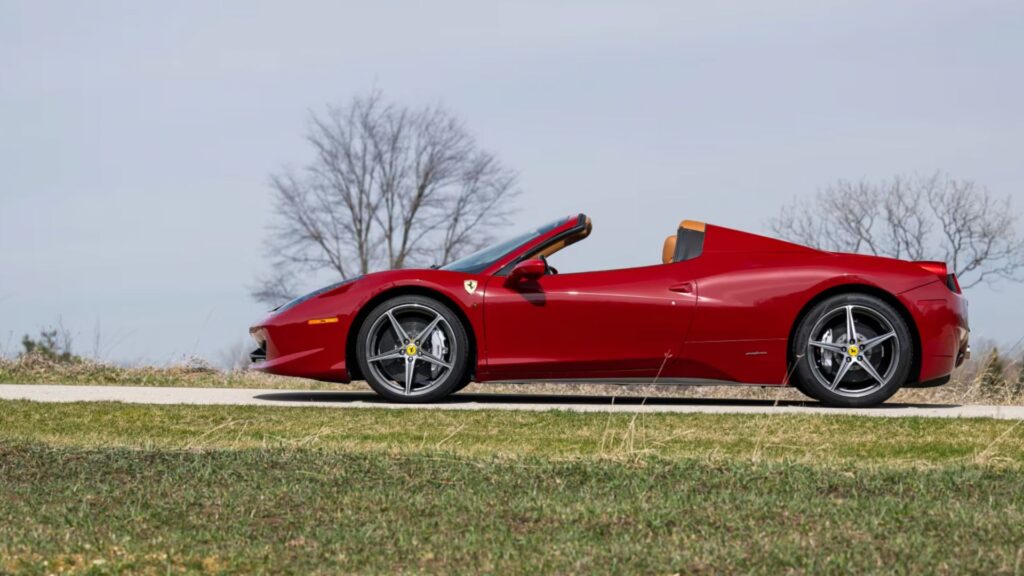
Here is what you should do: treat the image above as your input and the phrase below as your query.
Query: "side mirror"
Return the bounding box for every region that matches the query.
[506,258,547,285]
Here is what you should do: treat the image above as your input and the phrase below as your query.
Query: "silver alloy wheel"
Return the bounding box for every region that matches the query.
[806,304,900,398]
[363,303,457,397]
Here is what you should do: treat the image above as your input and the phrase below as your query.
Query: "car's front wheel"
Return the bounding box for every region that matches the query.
[355,295,469,403]
[791,293,913,407]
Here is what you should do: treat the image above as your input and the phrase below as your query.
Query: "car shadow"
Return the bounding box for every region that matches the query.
[253,391,959,410]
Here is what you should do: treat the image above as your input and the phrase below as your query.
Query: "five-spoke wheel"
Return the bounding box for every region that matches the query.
[792,293,913,407]
[355,295,469,402]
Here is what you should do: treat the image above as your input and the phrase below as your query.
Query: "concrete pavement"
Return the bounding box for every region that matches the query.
[2,384,1024,420]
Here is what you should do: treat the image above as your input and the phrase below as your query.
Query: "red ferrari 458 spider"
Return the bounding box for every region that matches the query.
[250,214,969,407]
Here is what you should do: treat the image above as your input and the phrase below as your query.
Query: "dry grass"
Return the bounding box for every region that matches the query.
[466,347,1024,405]
[0,353,330,390]
[2,350,1022,405]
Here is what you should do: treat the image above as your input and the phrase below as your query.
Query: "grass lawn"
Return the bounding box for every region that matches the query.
[2,400,1024,574]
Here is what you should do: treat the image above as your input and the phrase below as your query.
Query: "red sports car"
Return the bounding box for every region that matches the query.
[249,214,969,407]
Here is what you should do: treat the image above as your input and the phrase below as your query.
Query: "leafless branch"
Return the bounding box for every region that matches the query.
[252,92,518,306]
[767,173,1023,289]
[249,270,300,306]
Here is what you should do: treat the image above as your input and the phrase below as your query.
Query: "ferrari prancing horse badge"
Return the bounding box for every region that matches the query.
[464,280,478,295]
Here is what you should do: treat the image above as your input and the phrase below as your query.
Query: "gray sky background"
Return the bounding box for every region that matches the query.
[2,0,1022,365]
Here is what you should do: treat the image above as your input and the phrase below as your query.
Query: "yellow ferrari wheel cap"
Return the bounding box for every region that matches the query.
[406,344,418,356]
[848,345,859,357]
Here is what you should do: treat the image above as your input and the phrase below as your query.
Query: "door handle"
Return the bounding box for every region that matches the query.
[669,282,695,294]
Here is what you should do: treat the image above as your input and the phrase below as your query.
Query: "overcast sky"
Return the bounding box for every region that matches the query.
[2,0,1022,364]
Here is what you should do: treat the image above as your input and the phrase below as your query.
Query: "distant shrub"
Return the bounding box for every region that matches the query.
[1015,357,1024,396]
[978,349,1005,390]
[20,327,80,364]
[974,348,1024,402]
[181,355,217,374]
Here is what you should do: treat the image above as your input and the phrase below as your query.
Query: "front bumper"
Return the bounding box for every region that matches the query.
[247,319,351,383]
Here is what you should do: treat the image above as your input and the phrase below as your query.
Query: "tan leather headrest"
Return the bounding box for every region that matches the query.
[680,220,706,232]
[662,235,677,264]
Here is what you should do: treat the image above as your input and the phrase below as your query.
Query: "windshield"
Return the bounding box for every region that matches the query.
[440,217,570,274]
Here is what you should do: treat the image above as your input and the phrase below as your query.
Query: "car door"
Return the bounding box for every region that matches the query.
[479,263,698,381]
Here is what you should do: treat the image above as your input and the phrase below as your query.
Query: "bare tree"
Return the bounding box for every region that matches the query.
[767,174,1024,289]
[253,93,518,305]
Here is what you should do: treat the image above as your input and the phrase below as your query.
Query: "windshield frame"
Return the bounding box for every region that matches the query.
[439,215,580,275]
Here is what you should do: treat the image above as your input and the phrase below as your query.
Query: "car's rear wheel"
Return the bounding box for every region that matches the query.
[791,293,913,407]
[355,295,469,403]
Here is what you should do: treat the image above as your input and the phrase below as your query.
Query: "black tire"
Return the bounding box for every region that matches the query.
[791,293,913,408]
[452,378,473,393]
[790,375,820,402]
[355,295,470,403]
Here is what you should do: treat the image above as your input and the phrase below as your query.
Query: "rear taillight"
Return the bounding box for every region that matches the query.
[946,273,962,294]
[916,261,947,278]
[915,261,960,293]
